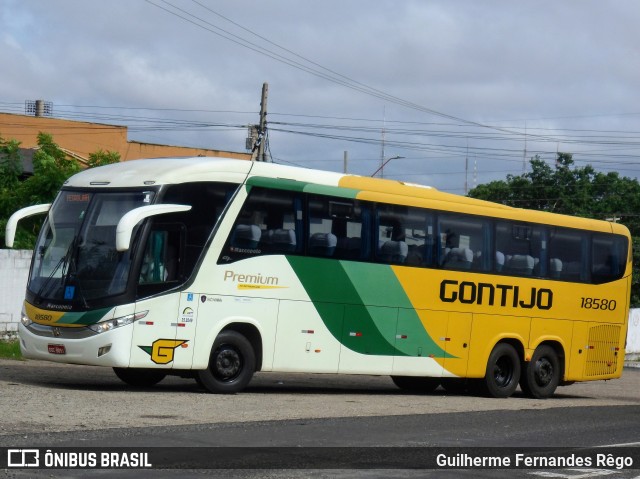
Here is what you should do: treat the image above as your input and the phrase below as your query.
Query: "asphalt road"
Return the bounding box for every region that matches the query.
[1,359,640,478]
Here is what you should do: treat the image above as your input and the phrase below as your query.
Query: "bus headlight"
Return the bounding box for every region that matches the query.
[21,306,33,326]
[88,310,148,334]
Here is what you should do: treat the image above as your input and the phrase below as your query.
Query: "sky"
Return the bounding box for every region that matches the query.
[1,0,639,194]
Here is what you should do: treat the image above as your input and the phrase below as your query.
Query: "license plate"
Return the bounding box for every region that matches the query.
[48,344,66,355]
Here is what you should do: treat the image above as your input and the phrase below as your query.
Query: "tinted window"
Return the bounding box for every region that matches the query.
[161,182,238,271]
[220,187,302,263]
[548,227,589,282]
[137,182,237,297]
[592,234,628,284]
[308,196,341,258]
[496,222,546,277]
[215,186,629,284]
[321,197,370,261]
[439,214,490,272]
[376,204,434,266]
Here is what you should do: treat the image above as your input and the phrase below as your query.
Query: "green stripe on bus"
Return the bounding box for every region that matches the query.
[302,184,359,199]
[340,261,450,358]
[246,176,359,199]
[59,308,112,325]
[247,177,306,192]
[286,256,449,358]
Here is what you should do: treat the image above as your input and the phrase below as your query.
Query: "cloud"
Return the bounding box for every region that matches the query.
[2,0,640,192]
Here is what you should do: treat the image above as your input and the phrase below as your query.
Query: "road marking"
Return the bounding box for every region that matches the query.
[529,469,621,478]
[596,442,640,448]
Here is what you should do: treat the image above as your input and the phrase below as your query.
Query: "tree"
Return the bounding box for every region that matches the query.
[0,136,23,188]
[88,149,120,168]
[0,136,27,247]
[469,153,640,305]
[0,133,121,249]
[19,132,81,206]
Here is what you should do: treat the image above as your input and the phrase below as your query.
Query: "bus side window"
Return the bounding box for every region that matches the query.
[220,187,302,263]
[376,217,408,265]
[375,204,432,266]
[140,231,169,283]
[592,234,627,284]
[439,214,489,271]
[138,224,185,289]
[548,228,589,282]
[161,181,238,275]
[330,199,370,261]
[497,222,545,277]
[308,196,338,257]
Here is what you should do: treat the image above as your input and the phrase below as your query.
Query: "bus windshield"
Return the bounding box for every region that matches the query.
[29,189,155,304]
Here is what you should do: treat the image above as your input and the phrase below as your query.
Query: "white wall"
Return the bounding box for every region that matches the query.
[0,249,32,338]
[626,309,640,354]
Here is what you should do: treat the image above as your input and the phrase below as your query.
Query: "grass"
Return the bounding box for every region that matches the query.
[0,340,22,360]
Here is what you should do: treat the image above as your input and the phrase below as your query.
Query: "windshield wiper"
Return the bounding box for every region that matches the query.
[35,234,80,305]
[35,255,65,304]
[66,236,90,309]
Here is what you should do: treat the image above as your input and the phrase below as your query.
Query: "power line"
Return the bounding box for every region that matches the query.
[144,0,540,140]
[4,98,640,183]
[5,100,640,155]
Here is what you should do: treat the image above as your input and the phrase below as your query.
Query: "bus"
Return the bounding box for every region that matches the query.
[5,157,631,398]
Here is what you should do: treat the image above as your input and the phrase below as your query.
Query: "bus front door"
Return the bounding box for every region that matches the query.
[128,292,198,370]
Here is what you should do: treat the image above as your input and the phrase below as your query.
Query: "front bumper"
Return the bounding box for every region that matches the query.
[19,321,133,367]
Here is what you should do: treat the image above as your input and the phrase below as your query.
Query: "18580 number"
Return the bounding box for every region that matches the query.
[580,297,617,310]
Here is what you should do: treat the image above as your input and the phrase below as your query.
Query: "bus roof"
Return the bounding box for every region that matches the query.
[65,157,254,187]
[64,157,625,236]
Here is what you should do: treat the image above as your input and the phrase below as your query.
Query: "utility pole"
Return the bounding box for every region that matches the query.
[522,120,527,173]
[379,107,386,177]
[465,141,469,195]
[254,82,269,162]
[343,151,348,173]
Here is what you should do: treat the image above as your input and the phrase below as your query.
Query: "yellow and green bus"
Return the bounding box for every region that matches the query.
[6,157,631,398]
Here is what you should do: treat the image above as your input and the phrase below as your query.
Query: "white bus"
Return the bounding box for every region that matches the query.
[6,157,631,398]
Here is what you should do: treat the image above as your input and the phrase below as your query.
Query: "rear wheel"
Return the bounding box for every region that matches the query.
[113,368,166,387]
[520,345,560,399]
[197,331,256,394]
[482,343,520,398]
[391,376,440,393]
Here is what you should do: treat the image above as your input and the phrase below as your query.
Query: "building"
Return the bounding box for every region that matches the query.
[0,111,252,169]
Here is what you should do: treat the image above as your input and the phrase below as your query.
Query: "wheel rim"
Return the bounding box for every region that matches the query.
[534,357,554,387]
[213,345,242,382]
[493,356,513,388]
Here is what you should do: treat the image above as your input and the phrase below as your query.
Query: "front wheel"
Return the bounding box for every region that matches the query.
[197,331,256,394]
[113,367,166,387]
[482,343,520,398]
[520,345,560,399]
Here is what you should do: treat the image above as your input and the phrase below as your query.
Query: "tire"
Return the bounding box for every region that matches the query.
[197,331,256,394]
[482,343,520,398]
[391,376,440,393]
[113,367,166,387]
[520,345,560,399]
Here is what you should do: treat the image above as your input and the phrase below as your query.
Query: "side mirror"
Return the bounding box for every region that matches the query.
[116,204,192,252]
[5,204,52,248]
